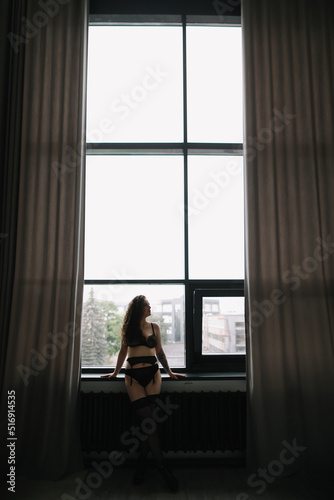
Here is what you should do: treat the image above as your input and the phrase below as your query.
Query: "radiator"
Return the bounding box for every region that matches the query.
[80,391,246,454]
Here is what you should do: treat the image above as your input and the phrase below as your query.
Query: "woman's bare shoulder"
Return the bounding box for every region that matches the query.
[151,322,161,333]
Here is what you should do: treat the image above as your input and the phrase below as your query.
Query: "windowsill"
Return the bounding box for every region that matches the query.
[81,371,246,382]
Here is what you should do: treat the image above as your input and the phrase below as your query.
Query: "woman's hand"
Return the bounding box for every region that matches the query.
[168,371,186,380]
[101,372,117,379]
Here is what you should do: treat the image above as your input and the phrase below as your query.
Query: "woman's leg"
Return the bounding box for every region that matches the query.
[144,371,178,492]
[125,373,148,402]
[126,370,163,465]
[125,372,164,485]
[144,368,161,397]
[124,375,150,484]
[143,370,162,460]
[125,370,178,492]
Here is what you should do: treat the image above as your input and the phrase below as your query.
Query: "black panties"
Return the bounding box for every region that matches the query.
[125,356,159,387]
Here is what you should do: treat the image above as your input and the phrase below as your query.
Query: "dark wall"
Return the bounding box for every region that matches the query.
[90,0,241,17]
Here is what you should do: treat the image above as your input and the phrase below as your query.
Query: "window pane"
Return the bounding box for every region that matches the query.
[82,284,185,367]
[202,297,245,354]
[188,155,244,279]
[187,26,243,143]
[85,155,184,279]
[87,26,183,143]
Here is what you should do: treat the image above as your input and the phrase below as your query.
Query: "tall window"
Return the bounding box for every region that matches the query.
[83,9,244,373]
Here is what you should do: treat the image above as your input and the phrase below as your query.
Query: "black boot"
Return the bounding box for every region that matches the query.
[132,458,146,486]
[157,463,178,493]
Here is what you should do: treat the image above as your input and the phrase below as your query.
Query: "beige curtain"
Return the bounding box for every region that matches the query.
[0,0,87,479]
[243,0,334,474]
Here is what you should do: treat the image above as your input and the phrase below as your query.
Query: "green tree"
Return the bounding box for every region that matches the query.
[99,301,124,357]
[81,288,108,365]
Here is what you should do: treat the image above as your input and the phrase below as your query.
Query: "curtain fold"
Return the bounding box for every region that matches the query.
[243,0,334,474]
[0,0,26,410]
[0,0,87,479]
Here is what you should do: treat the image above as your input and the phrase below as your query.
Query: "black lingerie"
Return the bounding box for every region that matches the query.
[125,356,159,386]
[127,322,157,348]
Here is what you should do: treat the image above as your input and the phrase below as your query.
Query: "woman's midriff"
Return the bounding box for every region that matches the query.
[125,347,156,370]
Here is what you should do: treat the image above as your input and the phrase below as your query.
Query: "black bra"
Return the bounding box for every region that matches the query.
[127,323,157,348]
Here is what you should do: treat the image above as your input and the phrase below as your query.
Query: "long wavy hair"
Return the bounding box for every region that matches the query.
[122,295,147,345]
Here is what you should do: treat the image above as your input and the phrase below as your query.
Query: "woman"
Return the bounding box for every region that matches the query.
[102,295,185,491]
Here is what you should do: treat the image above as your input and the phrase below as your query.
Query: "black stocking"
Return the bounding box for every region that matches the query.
[131,397,163,466]
[138,437,149,460]
[131,396,178,492]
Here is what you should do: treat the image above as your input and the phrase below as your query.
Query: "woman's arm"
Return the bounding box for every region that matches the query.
[154,323,185,380]
[113,342,128,375]
[101,334,128,378]
[157,346,172,376]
